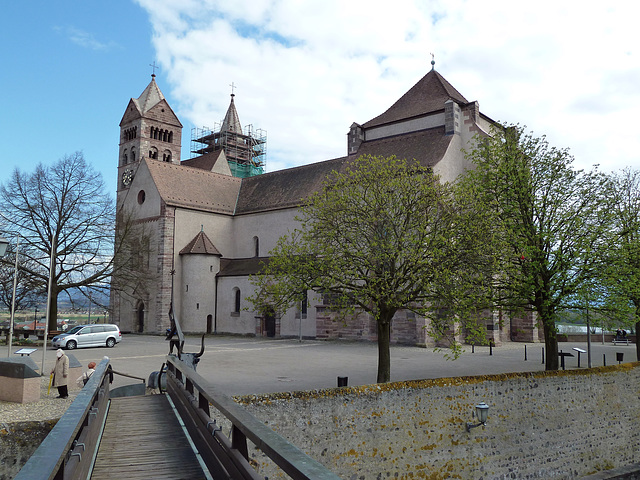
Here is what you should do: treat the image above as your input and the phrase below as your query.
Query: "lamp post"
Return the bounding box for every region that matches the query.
[40,235,57,376]
[0,235,20,357]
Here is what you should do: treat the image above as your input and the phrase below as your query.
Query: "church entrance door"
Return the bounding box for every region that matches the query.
[137,303,144,333]
[265,309,276,337]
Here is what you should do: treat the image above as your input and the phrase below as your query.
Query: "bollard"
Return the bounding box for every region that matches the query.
[560,350,565,370]
[472,344,475,354]
[489,340,493,356]
[603,354,606,367]
[524,344,527,361]
[542,347,545,365]
[337,376,348,387]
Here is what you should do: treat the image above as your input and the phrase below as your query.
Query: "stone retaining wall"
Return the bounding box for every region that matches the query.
[0,420,56,480]
[236,363,640,479]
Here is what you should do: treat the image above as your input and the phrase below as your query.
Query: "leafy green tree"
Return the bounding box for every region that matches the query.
[250,155,489,383]
[461,125,612,370]
[599,168,640,359]
[0,152,118,331]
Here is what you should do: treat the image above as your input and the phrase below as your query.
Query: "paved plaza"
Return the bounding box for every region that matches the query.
[15,334,636,396]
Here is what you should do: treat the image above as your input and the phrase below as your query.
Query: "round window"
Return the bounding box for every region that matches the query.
[137,190,146,204]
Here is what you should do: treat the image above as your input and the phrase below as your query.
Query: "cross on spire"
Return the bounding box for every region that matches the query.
[229,82,237,96]
[430,53,435,71]
[150,61,159,77]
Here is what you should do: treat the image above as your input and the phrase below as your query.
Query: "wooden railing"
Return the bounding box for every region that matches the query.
[14,358,112,480]
[14,354,341,479]
[165,355,342,479]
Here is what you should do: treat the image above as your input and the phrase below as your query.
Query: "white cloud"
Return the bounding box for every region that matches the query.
[54,26,119,51]
[135,0,640,173]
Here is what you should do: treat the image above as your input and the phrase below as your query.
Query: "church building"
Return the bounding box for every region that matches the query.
[110,66,540,346]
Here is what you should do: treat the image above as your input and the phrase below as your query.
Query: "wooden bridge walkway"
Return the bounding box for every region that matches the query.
[91,395,207,479]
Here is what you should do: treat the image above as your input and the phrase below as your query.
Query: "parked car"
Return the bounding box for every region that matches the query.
[51,324,122,350]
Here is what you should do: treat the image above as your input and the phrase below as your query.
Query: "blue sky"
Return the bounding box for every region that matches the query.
[0,1,161,196]
[1,1,639,202]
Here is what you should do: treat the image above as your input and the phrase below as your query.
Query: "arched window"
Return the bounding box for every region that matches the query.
[163,150,172,162]
[131,147,136,162]
[163,130,168,142]
[301,290,308,317]
[168,131,173,143]
[122,150,128,166]
[233,288,241,314]
[149,147,158,159]
[253,236,259,257]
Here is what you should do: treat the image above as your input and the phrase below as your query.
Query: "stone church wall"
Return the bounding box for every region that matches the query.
[237,363,640,479]
[315,306,429,345]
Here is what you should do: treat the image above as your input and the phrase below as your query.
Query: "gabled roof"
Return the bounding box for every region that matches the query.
[181,150,228,173]
[363,70,468,128]
[353,126,453,168]
[179,230,221,256]
[144,159,241,214]
[235,157,348,214]
[221,94,242,133]
[134,75,165,114]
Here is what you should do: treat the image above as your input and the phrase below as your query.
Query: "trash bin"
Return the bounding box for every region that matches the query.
[616,352,624,364]
[337,376,348,387]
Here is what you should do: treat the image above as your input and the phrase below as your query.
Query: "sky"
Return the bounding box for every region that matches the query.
[1,1,638,200]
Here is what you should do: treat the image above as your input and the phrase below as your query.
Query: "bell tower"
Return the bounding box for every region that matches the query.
[117,74,183,193]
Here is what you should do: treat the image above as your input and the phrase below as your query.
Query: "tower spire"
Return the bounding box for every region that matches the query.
[149,61,159,78]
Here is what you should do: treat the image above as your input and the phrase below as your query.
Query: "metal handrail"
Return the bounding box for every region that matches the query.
[15,357,112,480]
[166,355,342,480]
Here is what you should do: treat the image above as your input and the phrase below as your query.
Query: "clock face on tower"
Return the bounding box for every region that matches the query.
[122,169,134,186]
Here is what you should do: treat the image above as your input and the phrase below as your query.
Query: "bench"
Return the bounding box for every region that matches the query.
[612,339,632,345]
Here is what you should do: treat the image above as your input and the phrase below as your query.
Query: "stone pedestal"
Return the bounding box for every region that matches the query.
[0,358,41,403]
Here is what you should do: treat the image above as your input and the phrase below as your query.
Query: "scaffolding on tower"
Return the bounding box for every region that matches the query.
[190,123,267,179]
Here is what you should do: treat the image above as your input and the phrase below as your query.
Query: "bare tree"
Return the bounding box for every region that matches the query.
[0,243,43,312]
[0,152,119,331]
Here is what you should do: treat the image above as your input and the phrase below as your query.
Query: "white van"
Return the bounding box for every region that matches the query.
[51,324,122,350]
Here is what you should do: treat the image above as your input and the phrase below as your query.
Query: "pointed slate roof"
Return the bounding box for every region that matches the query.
[133,75,166,114]
[221,94,242,133]
[179,230,221,256]
[363,70,468,128]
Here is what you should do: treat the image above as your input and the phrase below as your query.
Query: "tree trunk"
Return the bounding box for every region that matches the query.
[542,317,559,370]
[376,318,392,383]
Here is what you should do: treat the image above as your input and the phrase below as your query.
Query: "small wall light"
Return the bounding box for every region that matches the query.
[466,402,490,432]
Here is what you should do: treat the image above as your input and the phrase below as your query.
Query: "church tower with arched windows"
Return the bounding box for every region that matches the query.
[117,74,183,196]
